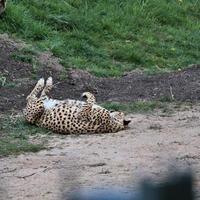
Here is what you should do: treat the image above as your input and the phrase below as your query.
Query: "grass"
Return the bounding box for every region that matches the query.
[0,74,22,88]
[12,50,34,64]
[0,0,199,76]
[102,101,170,113]
[0,75,7,87]
[0,75,15,87]
[0,115,50,157]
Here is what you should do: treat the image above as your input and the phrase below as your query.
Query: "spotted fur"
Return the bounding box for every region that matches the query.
[23,77,131,134]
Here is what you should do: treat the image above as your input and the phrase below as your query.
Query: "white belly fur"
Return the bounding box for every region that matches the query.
[43,99,61,110]
[43,98,102,110]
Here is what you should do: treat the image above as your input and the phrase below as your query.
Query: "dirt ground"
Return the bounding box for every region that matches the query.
[1,34,200,113]
[0,35,200,200]
[0,105,200,200]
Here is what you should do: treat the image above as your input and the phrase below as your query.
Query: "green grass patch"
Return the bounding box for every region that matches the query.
[0,0,199,76]
[0,116,50,157]
[102,101,170,113]
[11,47,37,64]
[10,47,42,78]
[0,75,16,88]
[0,75,7,87]
[12,52,33,64]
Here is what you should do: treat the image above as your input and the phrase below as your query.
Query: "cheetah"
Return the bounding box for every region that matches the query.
[0,0,6,15]
[23,77,131,134]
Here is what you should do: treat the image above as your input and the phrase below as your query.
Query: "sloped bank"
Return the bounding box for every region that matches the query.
[0,35,200,113]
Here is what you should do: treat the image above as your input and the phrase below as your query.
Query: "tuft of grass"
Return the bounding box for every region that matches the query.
[0,75,18,88]
[11,47,42,77]
[0,75,7,87]
[0,116,50,157]
[11,47,37,64]
[12,53,33,63]
[102,101,170,113]
[0,0,199,76]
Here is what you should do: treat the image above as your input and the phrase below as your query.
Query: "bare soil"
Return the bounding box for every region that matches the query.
[1,34,200,113]
[1,106,200,200]
[0,35,200,200]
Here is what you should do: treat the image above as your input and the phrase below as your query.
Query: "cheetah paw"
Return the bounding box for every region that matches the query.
[46,77,53,86]
[37,78,45,87]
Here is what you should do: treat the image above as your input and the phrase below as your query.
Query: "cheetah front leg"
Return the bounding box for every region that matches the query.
[26,78,45,101]
[40,77,53,100]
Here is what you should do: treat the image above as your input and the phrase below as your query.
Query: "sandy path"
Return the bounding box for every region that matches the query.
[0,106,200,200]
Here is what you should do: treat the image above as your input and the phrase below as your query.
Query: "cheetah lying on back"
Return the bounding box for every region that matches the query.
[23,77,131,134]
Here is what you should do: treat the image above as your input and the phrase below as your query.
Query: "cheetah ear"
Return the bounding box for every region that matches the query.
[123,119,131,126]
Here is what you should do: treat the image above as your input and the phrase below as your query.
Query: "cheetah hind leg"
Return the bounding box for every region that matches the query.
[26,78,45,101]
[24,78,45,124]
[40,77,53,100]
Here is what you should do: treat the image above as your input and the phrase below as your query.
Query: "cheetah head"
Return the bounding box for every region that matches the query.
[81,92,96,104]
[110,111,131,128]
